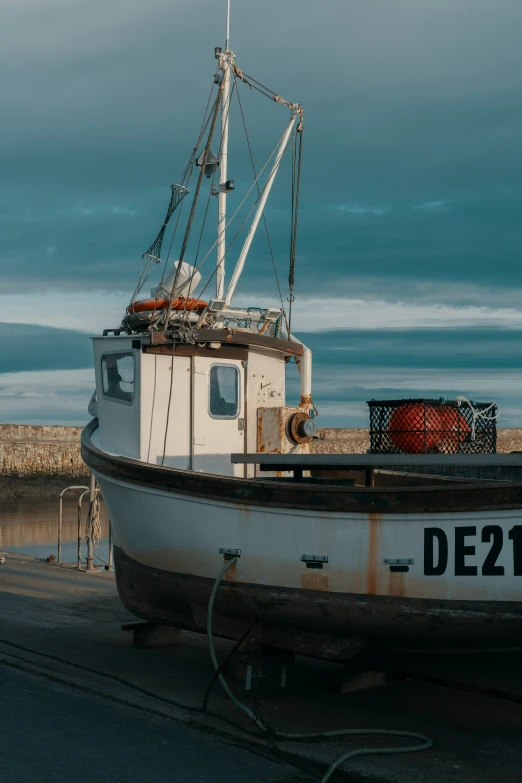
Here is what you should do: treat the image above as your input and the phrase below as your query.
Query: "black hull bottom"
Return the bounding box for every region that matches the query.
[114,547,522,661]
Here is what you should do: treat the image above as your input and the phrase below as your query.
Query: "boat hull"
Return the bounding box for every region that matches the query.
[113,544,522,659]
[82,422,522,657]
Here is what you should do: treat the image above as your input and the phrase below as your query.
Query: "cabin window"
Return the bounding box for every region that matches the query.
[209,364,240,419]
[101,352,135,404]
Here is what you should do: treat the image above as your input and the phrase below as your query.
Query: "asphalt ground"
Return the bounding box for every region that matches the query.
[1,666,303,783]
[1,553,521,783]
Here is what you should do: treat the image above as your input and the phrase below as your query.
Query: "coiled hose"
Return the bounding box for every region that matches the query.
[207,558,433,783]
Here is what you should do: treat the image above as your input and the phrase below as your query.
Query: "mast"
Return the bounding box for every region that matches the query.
[216,1,234,299]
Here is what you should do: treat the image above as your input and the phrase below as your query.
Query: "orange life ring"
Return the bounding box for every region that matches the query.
[127,296,208,315]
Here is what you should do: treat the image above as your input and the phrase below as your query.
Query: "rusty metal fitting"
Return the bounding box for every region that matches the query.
[287,411,316,444]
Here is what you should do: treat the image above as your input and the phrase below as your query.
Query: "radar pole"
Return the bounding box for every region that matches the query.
[216,0,234,300]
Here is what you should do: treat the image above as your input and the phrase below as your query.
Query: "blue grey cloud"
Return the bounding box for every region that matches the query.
[2,1,522,426]
[0,323,518,429]
[0,323,91,373]
[285,326,522,427]
[2,0,522,300]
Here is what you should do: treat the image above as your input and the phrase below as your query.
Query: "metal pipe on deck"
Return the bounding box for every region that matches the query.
[286,333,312,407]
[300,344,312,406]
[224,110,299,307]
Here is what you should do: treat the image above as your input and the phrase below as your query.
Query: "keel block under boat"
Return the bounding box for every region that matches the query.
[121,620,184,648]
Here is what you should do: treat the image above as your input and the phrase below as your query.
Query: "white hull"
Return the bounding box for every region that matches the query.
[83,441,522,657]
[97,472,522,605]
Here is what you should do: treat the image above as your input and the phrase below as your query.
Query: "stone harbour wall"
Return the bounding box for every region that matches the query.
[1,424,522,478]
[0,424,87,478]
[313,428,522,454]
[313,429,370,454]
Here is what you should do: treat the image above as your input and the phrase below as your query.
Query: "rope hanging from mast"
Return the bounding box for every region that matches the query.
[126,52,304,336]
[179,76,238,321]
[127,75,219,316]
[162,115,296,315]
[232,64,303,115]
[235,76,289,335]
[161,86,224,329]
[192,124,299,305]
[147,76,219,313]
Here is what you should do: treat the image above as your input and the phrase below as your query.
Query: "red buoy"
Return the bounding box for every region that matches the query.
[436,407,471,453]
[388,403,442,454]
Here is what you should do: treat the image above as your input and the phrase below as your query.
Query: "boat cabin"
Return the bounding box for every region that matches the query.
[90,329,314,478]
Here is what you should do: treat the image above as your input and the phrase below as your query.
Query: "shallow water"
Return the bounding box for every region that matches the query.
[0,494,111,565]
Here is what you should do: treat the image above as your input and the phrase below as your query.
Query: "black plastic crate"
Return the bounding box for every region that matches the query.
[367,398,498,455]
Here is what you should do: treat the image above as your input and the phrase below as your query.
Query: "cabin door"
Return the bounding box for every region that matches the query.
[192,357,245,476]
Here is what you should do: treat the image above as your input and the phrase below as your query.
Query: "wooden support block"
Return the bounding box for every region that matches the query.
[121,621,184,649]
[339,669,386,694]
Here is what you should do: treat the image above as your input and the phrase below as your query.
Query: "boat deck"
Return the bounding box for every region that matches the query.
[233,451,522,486]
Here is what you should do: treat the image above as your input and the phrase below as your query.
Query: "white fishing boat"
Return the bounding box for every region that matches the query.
[82,6,522,660]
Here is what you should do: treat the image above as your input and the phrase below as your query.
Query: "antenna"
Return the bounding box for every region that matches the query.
[226,0,231,50]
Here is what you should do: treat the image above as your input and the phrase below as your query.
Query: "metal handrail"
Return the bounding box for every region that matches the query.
[58,485,88,565]
[58,480,113,571]
[77,488,91,569]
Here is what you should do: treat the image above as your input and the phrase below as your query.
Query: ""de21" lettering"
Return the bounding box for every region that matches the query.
[424,525,522,576]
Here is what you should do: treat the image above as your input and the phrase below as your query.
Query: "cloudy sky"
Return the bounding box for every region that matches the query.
[2,0,522,426]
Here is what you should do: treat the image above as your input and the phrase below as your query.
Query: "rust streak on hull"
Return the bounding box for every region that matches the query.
[388,570,405,597]
[301,570,329,592]
[366,512,381,595]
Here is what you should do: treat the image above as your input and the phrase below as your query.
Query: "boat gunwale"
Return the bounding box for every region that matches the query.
[149,328,304,357]
[82,419,522,514]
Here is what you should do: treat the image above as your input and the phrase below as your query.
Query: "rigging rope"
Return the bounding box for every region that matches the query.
[141,185,190,265]
[232,65,302,114]
[180,72,220,188]
[179,77,238,322]
[184,122,298,297]
[194,126,299,304]
[456,396,499,441]
[162,88,223,329]
[139,63,301,334]
[142,76,218,325]
[168,61,303,325]
[130,184,190,307]
[145,194,189,329]
[235,76,289,335]
[132,77,218,306]
[86,493,102,551]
